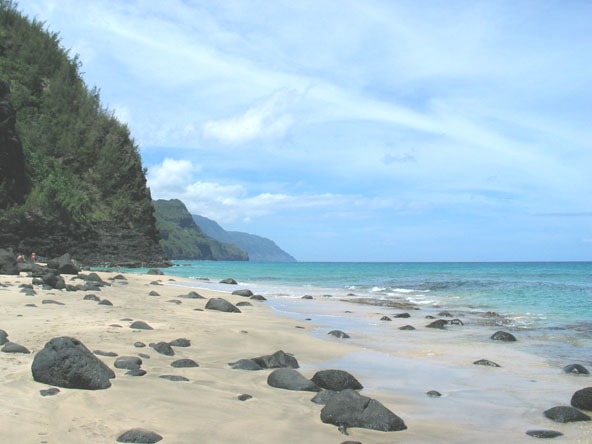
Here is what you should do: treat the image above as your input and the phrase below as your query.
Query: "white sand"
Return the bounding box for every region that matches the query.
[1,271,590,443]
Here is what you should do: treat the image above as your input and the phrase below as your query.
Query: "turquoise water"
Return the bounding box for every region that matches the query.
[122,261,592,330]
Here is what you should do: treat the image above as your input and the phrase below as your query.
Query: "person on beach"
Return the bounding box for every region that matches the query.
[31,252,36,262]
[16,254,25,262]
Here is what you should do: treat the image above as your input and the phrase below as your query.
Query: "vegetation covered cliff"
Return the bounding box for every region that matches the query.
[153,199,248,261]
[0,1,166,266]
[193,214,296,262]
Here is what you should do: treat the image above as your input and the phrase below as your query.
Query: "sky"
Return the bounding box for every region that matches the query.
[19,0,592,261]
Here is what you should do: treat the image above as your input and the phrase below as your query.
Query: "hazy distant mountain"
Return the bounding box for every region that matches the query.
[192,215,296,262]
[153,200,248,261]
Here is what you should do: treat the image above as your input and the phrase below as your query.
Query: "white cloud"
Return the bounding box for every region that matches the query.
[202,90,295,144]
[147,158,199,194]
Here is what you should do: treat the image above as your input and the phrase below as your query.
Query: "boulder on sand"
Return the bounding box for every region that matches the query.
[491,331,516,342]
[130,321,153,330]
[205,298,241,313]
[543,406,590,423]
[31,337,115,390]
[320,389,407,432]
[117,428,163,443]
[571,387,592,411]
[232,289,253,297]
[311,369,363,391]
[0,329,8,345]
[47,253,79,274]
[2,342,30,354]
[426,319,448,329]
[267,368,320,392]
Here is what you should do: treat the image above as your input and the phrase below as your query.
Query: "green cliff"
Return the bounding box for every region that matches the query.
[0,1,165,266]
[153,199,248,261]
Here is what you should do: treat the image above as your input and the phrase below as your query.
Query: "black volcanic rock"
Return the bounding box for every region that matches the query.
[205,298,241,313]
[83,294,100,301]
[563,364,589,375]
[31,337,115,390]
[220,278,238,285]
[130,321,153,330]
[394,313,411,318]
[147,269,164,275]
[320,389,407,432]
[311,370,363,391]
[2,342,30,354]
[114,356,142,370]
[380,316,391,321]
[328,330,350,339]
[571,387,592,411]
[148,291,160,296]
[171,358,198,368]
[228,359,262,371]
[491,331,516,342]
[311,390,338,405]
[159,375,189,382]
[40,388,60,397]
[236,301,252,307]
[117,428,163,443]
[150,342,174,356]
[426,390,442,398]
[426,319,448,329]
[543,406,590,423]
[267,368,320,392]
[98,299,113,306]
[525,430,563,438]
[473,359,501,367]
[47,253,79,274]
[169,338,191,347]
[399,325,416,330]
[232,289,253,297]
[230,350,299,370]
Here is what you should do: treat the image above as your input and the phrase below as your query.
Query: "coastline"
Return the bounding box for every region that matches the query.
[1,268,590,443]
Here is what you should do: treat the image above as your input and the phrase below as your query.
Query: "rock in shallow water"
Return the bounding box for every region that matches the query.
[426,319,448,329]
[491,331,516,342]
[543,406,590,423]
[399,325,415,330]
[563,364,589,375]
[32,337,115,390]
[320,389,407,432]
[380,316,391,321]
[526,430,563,438]
[426,390,442,398]
[311,370,363,391]
[473,359,501,368]
[219,278,237,285]
[267,368,320,392]
[328,330,350,339]
[117,428,163,443]
[571,387,592,411]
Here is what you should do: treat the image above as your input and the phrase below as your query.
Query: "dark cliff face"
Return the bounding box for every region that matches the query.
[0,79,27,209]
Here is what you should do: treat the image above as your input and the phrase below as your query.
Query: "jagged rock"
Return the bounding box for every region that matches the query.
[236,301,253,307]
[399,325,415,330]
[311,370,363,391]
[0,329,8,345]
[114,356,142,370]
[394,313,410,318]
[311,390,338,405]
[563,364,589,375]
[232,289,253,297]
[473,359,501,367]
[171,359,198,368]
[253,350,299,369]
[267,368,320,392]
[250,295,267,301]
[2,342,30,353]
[328,330,350,339]
[117,428,163,443]
[32,337,115,389]
[426,320,448,329]
[130,321,153,330]
[40,388,60,397]
[525,430,563,438]
[543,406,590,423]
[219,278,238,284]
[320,389,407,432]
[205,298,241,313]
[169,338,190,347]
[491,331,516,342]
[426,390,442,398]
[571,387,592,410]
[380,316,391,321]
[147,269,164,275]
[159,375,189,382]
[83,294,100,301]
[47,253,79,274]
[238,394,252,401]
[150,342,174,356]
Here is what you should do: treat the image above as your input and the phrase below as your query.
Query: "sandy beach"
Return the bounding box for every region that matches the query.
[1,269,591,443]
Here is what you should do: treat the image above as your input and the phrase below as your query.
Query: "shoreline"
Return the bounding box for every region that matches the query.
[1,268,590,443]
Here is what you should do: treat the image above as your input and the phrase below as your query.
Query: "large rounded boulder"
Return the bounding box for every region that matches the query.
[311,369,363,391]
[571,387,592,411]
[31,337,115,390]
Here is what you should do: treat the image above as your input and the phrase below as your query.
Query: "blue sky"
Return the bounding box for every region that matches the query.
[21,0,592,261]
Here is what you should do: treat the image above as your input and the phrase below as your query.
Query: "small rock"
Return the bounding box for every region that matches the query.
[150,342,174,356]
[147,269,164,275]
[238,394,252,401]
[394,313,410,318]
[232,289,253,297]
[169,338,191,347]
[426,390,442,398]
[426,319,448,329]
[525,430,564,438]
[138,353,150,359]
[171,359,198,368]
[159,375,189,382]
[229,359,262,371]
[236,301,253,307]
[25,303,37,307]
[148,291,160,296]
[40,387,60,397]
[120,318,133,321]
[425,315,435,319]
[543,406,590,423]
[491,331,516,342]
[219,278,238,285]
[2,342,30,353]
[134,342,146,348]
[114,356,142,370]
[117,428,163,443]
[130,321,153,330]
[571,387,592,410]
[250,295,267,301]
[450,319,464,326]
[83,294,100,301]
[42,299,65,305]
[180,291,204,299]
[94,350,118,357]
[438,311,453,317]
[563,364,589,375]
[110,324,122,328]
[302,295,313,299]
[328,330,350,339]
[149,281,162,286]
[125,369,147,377]
[98,299,113,306]
[167,299,182,304]
[473,359,501,367]
[205,298,241,313]
[399,325,415,330]
[112,274,127,280]
[380,316,391,321]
